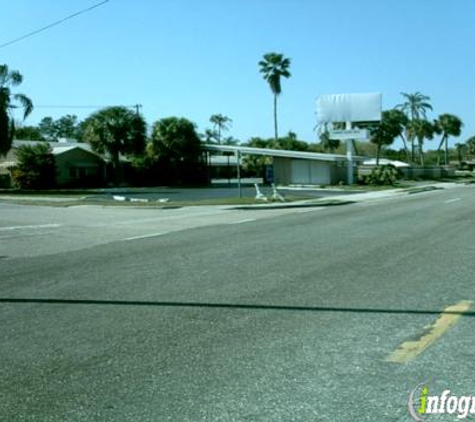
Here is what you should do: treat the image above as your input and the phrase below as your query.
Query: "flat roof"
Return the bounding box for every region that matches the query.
[203,144,365,162]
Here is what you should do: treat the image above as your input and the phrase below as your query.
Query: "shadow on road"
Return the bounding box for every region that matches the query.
[0,298,474,316]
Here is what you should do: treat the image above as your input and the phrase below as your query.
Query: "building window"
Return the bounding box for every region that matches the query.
[69,167,91,179]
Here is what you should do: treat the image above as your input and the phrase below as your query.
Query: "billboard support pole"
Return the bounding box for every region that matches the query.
[316,92,382,185]
[346,121,354,185]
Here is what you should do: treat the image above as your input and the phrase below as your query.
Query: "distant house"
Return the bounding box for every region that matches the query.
[0,140,106,187]
[52,145,106,186]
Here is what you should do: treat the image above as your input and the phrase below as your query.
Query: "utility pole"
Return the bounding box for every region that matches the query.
[134,104,142,115]
[346,121,354,185]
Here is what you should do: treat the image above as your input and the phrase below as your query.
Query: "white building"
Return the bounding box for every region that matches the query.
[203,144,365,185]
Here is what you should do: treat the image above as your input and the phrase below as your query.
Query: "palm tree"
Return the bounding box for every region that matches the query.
[385,109,409,162]
[82,106,146,183]
[370,110,406,165]
[258,52,291,142]
[0,64,33,156]
[316,123,339,152]
[397,92,433,120]
[434,113,463,165]
[396,92,432,162]
[466,136,475,156]
[209,114,232,144]
[406,119,436,167]
[202,128,216,144]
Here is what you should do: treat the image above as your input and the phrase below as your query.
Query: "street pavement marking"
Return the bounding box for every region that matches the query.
[386,300,472,364]
[120,232,165,241]
[228,218,256,225]
[87,209,228,227]
[356,201,383,207]
[297,207,324,213]
[0,223,62,231]
[0,230,57,240]
[444,198,461,204]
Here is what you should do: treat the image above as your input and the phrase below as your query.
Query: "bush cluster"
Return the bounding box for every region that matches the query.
[12,144,56,189]
[359,165,400,186]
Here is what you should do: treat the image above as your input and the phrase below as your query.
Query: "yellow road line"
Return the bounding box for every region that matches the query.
[386,300,472,364]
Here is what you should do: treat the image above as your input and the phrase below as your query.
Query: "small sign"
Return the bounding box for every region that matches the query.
[328,128,369,140]
[264,164,274,184]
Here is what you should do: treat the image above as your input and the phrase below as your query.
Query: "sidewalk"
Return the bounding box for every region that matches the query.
[229,182,462,210]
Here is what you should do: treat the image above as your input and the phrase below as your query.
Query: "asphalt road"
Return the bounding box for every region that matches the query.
[1,185,475,421]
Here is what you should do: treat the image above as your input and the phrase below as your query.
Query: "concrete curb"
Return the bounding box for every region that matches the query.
[229,200,354,210]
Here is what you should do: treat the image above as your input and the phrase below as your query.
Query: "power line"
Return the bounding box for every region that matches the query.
[35,105,128,109]
[0,0,110,50]
[36,104,140,108]
[34,104,143,113]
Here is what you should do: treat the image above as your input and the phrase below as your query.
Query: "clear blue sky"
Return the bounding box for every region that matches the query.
[1,0,474,149]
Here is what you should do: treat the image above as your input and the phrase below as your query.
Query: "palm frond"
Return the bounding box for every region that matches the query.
[0,64,9,86]
[398,92,433,121]
[0,87,11,109]
[13,93,33,118]
[9,70,23,86]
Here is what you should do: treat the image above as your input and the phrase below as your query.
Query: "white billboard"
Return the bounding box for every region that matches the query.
[316,92,382,123]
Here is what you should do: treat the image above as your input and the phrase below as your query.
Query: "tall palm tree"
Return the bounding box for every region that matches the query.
[0,64,33,156]
[258,52,291,142]
[209,114,232,144]
[396,92,432,162]
[434,113,463,165]
[406,119,436,167]
[397,92,433,120]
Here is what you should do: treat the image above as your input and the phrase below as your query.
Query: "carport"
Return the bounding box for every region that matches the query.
[203,144,364,186]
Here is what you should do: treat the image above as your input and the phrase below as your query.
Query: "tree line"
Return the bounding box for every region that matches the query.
[2,58,475,189]
[365,92,465,166]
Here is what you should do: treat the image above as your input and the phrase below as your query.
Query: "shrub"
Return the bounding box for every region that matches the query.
[0,174,11,188]
[12,143,56,189]
[359,165,400,186]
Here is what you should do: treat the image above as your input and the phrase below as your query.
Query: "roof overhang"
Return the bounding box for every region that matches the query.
[203,144,365,163]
